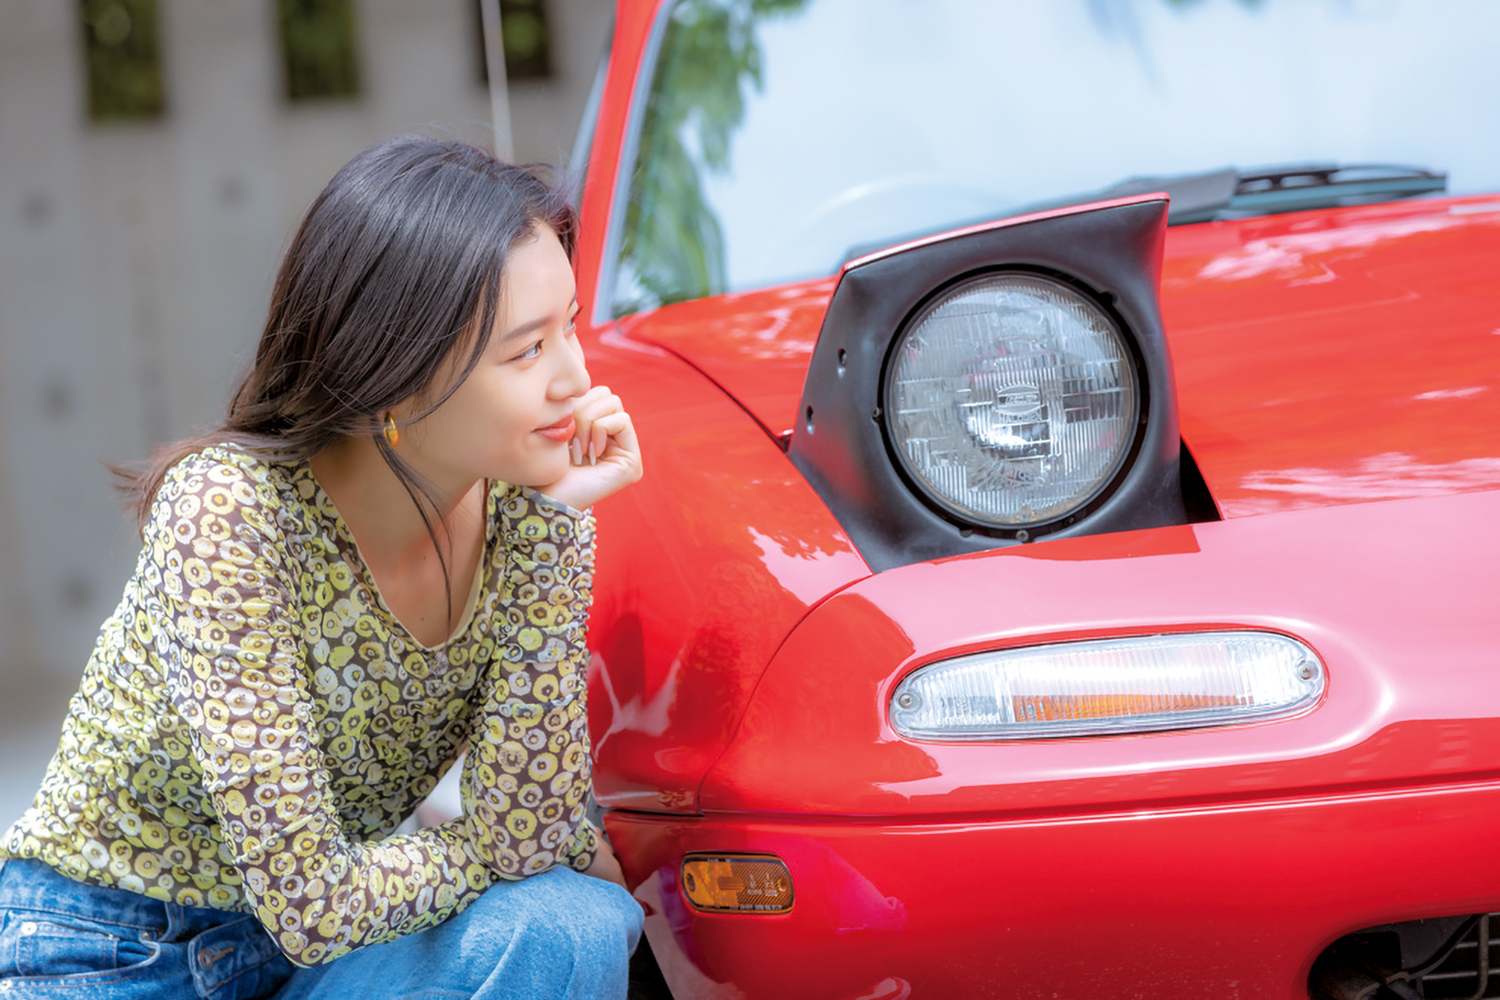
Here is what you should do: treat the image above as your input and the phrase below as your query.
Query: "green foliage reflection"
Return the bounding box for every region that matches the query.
[501,0,553,79]
[81,0,164,121]
[613,0,1272,314]
[614,0,806,316]
[278,0,361,102]
[476,0,555,82]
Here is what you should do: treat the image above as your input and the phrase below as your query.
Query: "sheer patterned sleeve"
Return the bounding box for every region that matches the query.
[150,454,501,966]
[458,486,600,878]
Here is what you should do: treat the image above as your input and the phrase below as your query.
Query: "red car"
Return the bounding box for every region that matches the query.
[567,2,1500,997]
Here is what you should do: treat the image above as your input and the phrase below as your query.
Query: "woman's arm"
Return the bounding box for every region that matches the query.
[456,486,600,878]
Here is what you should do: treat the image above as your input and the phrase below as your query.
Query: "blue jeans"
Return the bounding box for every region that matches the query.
[0,858,642,999]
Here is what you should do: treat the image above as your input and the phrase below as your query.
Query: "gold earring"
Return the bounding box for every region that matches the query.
[382,413,400,448]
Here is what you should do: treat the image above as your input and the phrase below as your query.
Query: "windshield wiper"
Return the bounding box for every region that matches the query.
[1098,163,1447,224]
[841,163,1447,265]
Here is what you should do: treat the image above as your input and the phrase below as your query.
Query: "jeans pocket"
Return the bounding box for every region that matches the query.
[1,911,158,979]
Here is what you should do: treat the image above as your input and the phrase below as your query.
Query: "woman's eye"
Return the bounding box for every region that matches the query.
[515,341,542,361]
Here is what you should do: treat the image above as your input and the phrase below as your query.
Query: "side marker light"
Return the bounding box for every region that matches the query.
[680,854,794,913]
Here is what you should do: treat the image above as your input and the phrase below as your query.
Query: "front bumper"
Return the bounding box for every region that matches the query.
[610,778,1500,999]
[599,490,1500,998]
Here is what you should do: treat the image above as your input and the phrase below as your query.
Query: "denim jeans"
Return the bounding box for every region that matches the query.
[0,858,642,999]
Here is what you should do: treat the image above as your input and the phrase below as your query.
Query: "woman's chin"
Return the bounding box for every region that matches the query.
[500,457,571,492]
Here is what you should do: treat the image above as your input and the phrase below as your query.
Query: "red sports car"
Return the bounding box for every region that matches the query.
[567,2,1500,996]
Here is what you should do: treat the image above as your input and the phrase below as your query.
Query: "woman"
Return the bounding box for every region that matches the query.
[0,136,644,999]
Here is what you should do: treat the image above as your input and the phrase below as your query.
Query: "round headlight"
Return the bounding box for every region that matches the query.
[884,272,1140,530]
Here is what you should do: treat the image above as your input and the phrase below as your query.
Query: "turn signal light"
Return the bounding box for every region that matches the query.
[680,855,794,913]
[890,631,1324,739]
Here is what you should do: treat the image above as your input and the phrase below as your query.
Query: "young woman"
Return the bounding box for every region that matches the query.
[0,136,644,999]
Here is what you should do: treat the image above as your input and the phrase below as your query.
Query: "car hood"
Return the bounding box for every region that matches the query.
[616,194,1500,518]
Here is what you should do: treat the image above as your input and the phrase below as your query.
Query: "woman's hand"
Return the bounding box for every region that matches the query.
[583,836,629,891]
[539,385,643,511]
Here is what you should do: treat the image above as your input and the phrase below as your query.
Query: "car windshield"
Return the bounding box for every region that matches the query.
[608,0,1500,315]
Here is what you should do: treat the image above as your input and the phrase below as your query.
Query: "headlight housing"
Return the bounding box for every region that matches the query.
[885,272,1140,529]
[788,196,1189,572]
[890,631,1324,740]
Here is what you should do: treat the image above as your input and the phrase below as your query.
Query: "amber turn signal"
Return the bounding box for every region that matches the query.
[680,854,794,913]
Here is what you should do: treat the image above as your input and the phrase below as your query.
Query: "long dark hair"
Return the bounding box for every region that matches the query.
[117,136,577,536]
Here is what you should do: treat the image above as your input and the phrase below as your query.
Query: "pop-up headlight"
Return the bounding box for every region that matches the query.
[885,272,1139,528]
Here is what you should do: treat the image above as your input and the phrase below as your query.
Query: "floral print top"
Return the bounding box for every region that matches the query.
[0,446,600,967]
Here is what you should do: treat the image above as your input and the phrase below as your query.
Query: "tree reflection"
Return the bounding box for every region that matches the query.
[614,0,1273,316]
[614,0,806,315]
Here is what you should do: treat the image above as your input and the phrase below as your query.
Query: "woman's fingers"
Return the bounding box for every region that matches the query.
[577,412,631,464]
[542,386,642,510]
[569,388,626,467]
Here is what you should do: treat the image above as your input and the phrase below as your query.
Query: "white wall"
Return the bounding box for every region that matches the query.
[0,0,613,693]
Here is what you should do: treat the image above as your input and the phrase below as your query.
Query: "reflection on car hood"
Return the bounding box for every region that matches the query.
[618,195,1500,519]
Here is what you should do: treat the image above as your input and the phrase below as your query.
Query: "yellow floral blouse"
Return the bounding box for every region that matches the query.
[0,446,600,967]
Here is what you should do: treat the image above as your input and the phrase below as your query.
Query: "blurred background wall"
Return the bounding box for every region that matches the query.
[0,0,613,817]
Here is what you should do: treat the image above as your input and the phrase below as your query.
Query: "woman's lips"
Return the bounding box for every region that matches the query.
[535,415,575,444]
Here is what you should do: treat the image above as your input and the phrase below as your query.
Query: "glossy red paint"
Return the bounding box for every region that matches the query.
[608,780,1500,999]
[575,3,1500,996]
[581,328,869,814]
[617,196,1500,519]
[599,490,1500,997]
[614,279,836,438]
[1162,196,1500,517]
[701,488,1500,818]
[576,0,871,816]
[575,0,873,816]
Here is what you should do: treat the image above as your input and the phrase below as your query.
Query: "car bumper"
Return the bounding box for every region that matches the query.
[609,778,1500,999]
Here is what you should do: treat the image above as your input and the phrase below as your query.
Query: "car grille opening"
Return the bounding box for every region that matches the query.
[1311,913,1498,999]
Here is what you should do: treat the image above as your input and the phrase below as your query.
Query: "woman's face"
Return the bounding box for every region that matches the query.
[398,225,589,494]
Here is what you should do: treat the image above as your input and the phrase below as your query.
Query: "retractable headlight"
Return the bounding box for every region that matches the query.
[789,196,1185,571]
[890,632,1323,740]
[885,272,1139,530]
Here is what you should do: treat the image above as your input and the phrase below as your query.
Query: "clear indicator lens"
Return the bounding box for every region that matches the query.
[890,632,1324,740]
[886,273,1138,527]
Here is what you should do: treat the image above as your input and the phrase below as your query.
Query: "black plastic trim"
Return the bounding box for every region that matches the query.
[1178,440,1222,524]
[788,197,1185,573]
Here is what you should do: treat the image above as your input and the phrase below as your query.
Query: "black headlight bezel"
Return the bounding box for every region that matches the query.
[788,195,1185,573]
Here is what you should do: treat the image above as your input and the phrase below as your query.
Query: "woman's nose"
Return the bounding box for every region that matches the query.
[551,335,590,399]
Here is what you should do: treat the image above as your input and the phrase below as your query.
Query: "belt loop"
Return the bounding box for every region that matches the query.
[160,901,182,943]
